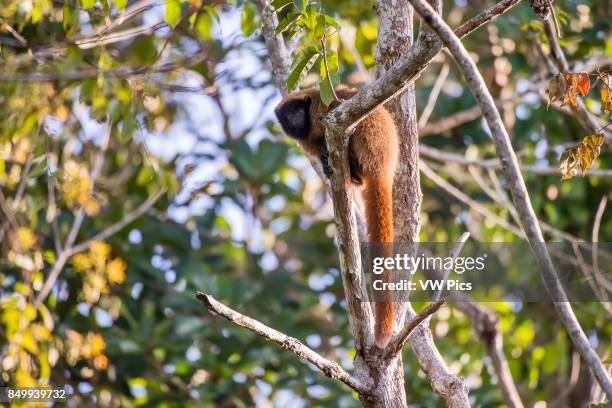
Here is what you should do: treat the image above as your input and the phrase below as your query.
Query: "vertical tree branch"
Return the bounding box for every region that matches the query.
[418,63,450,128]
[453,300,525,408]
[254,0,291,96]
[408,0,612,397]
[256,0,375,355]
[373,1,470,406]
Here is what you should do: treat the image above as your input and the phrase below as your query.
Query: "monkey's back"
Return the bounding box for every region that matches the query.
[350,103,398,183]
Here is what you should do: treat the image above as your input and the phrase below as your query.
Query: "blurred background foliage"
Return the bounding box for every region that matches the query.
[0,0,610,406]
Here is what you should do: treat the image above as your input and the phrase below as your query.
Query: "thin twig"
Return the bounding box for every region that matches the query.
[419,144,612,176]
[454,0,523,38]
[418,63,450,128]
[528,28,556,75]
[46,138,62,253]
[253,0,291,95]
[68,188,165,256]
[321,24,340,103]
[35,125,112,306]
[420,160,525,236]
[546,0,562,39]
[12,154,35,211]
[591,197,612,293]
[195,292,368,394]
[75,22,166,49]
[1,21,28,46]
[432,232,470,302]
[485,168,523,228]
[383,299,445,360]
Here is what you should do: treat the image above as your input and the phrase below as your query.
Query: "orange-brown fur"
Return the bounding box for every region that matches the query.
[275,87,398,348]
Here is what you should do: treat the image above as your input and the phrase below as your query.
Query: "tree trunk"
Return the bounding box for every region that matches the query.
[368,0,418,405]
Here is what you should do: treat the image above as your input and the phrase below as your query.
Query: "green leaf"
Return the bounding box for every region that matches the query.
[79,78,97,103]
[286,25,301,42]
[304,4,318,31]
[319,71,340,107]
[98,52,113,70]
[204,5,220,22]
[319,50,338,76]
[166,0,182,29]
[256,141,289,177]
[28,159,47,179]
[195,12,213,41]
[62,1,78,36]
[228,140,255,176]
[287,45,319,91]
[315,14,325,38]
[324,15,339,31]
[112,0,128,10]
[275,11,299,35]
[80,0,96,9]
[293,0,306,12]
[271,0,293,12]
[241,3,257,37]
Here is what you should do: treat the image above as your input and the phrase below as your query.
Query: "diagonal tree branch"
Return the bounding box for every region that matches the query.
[383,299,445,360]
[408,0,612,397]
[323,0,522,133]
[453,298,526,408]
[419,55,612,137]
[416,239,525,408]
[418,62,450,128]
[419,144,612,176]
[454,0,522,38]
[254,0,291,95]
[255,0,375,354]
[67,188,166,256]
[195,292,368,394]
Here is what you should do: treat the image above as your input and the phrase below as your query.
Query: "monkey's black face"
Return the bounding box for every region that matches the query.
[274,96,311,140]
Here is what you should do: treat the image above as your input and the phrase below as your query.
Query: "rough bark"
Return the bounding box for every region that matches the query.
[371,1,470,407]
[409,0,612,398]
[371,1,417,406]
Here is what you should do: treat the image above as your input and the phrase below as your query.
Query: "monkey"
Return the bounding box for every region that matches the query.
[274,86,398,348]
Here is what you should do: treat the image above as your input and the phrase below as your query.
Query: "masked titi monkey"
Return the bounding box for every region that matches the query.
[274,86,398,347]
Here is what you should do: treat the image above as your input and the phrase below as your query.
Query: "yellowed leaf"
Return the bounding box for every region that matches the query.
[560,134,605,179]
[547,74,565,108]
[88,333,106,356]
[16,227,36,252]
[106,257,126,284]
[575,72,590,96]
[94,354,109,370]
[601,74,611,115]
[562,73,578,108]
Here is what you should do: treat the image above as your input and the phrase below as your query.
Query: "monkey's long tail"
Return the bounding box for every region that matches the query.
[364,177,394,348]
